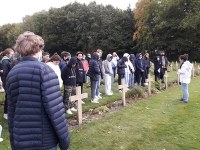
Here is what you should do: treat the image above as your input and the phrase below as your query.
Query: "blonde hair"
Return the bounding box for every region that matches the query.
[14,31,44,56]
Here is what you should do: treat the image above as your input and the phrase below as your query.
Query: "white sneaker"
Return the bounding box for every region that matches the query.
[106,92,113,96]
[81,100,85,104]
[98,95,102,99]
[91,97,99,103]
[91,100,99,104]
[70,107,77,112]
[0,138,3,142]
[66,109,73,115]
[3,114,7,120]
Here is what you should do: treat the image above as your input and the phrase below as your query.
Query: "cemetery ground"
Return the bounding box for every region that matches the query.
[0,67,200,149]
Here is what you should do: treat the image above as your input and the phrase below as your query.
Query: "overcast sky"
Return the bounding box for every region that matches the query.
[0,0,138,25]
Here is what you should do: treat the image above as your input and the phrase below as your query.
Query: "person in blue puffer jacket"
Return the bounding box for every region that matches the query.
[6,31,70,150]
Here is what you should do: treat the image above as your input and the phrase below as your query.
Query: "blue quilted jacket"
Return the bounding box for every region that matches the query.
[6,56,70,150]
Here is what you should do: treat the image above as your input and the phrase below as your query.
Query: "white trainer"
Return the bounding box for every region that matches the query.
[98,95,102,99]
[3,114,7,120]
[70,107,77,112]
[66,109,73,115]
[91,98,99,103]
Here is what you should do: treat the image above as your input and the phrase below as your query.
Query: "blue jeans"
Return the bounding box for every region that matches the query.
[95,75,100,96]
[125,72,129,85]
[49,146,57,150]
[129,73,135,88]
[181,83,189,102]
[90,79,98,99]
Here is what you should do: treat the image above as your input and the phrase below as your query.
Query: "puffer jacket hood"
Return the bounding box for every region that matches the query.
[106,54,112,61]
[67,57,77,68]
[91,52,99,61]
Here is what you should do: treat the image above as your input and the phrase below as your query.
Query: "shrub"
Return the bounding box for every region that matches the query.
[126,86,145,98]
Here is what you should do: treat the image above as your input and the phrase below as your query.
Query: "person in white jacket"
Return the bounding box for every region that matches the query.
[178,54,193,103]
[104,54,113,95]
[123,53,135,87]
[47,54,63,88]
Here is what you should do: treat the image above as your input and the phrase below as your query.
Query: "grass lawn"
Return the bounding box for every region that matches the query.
[70,76,200,150]
[0,69,199,149]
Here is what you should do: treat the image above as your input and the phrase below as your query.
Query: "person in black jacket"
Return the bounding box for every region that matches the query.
[135,53,146,86]
[61,57,78,115]
[76,51,85,94]
[1,48,14,120]
[117,56,128,91]
[6,31,70,150]
[87,52,101,103]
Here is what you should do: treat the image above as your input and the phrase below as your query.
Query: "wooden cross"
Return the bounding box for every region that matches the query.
[170,63,173,72]
[118,78,128,106]
[69,86,88,125]
[192,63,195,78]
[175,61,178,71]
[177,71,180,85]
[147,74,153,95]
[164,71,168,89]
[198,65,200,75]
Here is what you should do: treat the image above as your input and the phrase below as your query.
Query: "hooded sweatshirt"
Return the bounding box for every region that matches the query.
[87,53,101,81]
[178,60,193,84]
[61,57,77,86]
[104,54,113,75]
[123,53,134,73]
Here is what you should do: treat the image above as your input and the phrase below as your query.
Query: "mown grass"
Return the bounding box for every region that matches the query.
[70,76,200,150]
[0,67,199,149]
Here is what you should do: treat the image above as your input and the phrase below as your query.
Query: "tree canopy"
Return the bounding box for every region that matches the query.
[0,2,135,56]
[134,0,200,60]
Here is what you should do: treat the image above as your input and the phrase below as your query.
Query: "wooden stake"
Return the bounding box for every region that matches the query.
[69,86,88,125]
[118,78,128,106]
[164,71,168,89]
[192,64,195,78]
[177,71,180,85]
[148,74,152,95]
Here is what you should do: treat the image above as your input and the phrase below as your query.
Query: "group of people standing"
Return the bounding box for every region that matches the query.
[0,31,194,150]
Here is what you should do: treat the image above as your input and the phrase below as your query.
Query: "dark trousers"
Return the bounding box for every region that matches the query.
[4,93,7,114]
[63,86,76,110]
[136,71,145,86]
[145,67,150,79]
[154,71,160,82]
[118,74,125,86]
[90,79,98,99]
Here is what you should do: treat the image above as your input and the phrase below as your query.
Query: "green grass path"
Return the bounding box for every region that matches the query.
[70,77,200,150]
[0,76,200,150]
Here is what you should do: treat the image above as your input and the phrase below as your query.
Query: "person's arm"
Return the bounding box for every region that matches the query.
[41,66,70,150]
[93,61,100,74]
